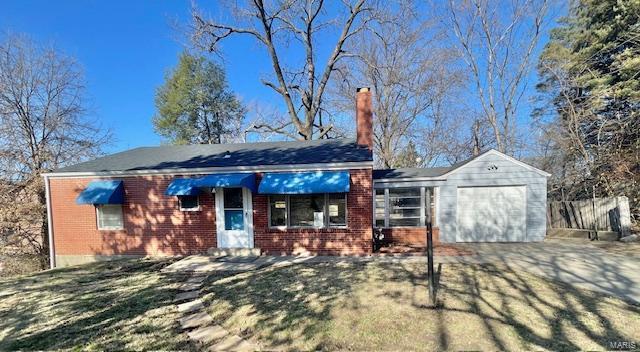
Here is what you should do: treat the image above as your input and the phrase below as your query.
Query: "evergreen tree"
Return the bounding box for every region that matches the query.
[536,0,639,218]
[153,52,245,144]
[394,141,421,168]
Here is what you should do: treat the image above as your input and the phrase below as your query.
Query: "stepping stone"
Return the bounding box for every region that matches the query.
[180,282,203,291]
[187,276,207,283]
[175,290,199,302]
[177,299,204,313]
[188,324,228,344]
[209,335,257,351]
[180,311,214,329]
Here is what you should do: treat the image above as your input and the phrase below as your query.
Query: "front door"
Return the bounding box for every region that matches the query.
[215,187,253,248]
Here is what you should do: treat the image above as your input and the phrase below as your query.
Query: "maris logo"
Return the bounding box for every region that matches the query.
[609,341,637,350]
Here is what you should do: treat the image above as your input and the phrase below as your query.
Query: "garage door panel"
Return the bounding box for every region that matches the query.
[456,186,526,242]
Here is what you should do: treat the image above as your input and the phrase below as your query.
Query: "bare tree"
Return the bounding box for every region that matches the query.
[332,3,465,168]
[444,0,548,153]
[0,35,110,269]
[190,0,377,140]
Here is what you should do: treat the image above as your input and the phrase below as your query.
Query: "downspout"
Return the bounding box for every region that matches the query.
[44,175,56,268]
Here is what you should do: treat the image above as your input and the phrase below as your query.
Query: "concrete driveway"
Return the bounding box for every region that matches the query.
[448,239,640,304]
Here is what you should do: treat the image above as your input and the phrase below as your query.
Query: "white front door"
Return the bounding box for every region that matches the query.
[215,187,253,248]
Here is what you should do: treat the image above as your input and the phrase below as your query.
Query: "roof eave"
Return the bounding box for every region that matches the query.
[42,160,374,178]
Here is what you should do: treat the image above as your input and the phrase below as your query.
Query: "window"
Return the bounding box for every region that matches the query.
[178,195,200,211]
[268,193,347,228]
[388,188,421,227]
[327,193,347,226]
[96,205,124,230]
[375,187,435,228]
[290,194,325,227]
[375,189,386,228]
[269,195,287,227]
[223,188,244,230]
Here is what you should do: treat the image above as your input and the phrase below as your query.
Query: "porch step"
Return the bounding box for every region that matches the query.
[207,248,261,257]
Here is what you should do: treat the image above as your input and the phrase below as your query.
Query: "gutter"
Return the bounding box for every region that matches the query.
[43,175,56,269]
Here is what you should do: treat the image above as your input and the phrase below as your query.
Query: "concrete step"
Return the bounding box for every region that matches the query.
[188,324,229,344]
[207,248,261,257]
[209,335,257,351]
[180,311,214,329]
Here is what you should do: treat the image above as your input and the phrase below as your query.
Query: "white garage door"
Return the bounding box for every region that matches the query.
[456,186,526,242]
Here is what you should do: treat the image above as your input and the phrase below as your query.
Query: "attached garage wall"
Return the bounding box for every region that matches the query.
[438,152,548,243]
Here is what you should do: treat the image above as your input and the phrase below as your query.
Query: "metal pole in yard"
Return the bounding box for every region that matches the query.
[427,220,435,307]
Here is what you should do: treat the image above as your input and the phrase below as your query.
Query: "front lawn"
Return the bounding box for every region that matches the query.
[1,257,639,351]
[0,258,195,351]
[201,260,640,351]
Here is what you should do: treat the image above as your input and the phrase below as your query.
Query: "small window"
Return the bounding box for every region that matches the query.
[327,193,347,226]
[178,195,200,211]
[96,205,124,230]
[269,195,287,227]
[375,189,386,227]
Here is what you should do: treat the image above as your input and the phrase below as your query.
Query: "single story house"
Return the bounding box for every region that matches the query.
[43,88,550,267]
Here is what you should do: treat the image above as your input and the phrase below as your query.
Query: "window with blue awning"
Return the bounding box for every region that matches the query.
[165,173,257,195]
[258,171,350,194]
[76,180,125,205]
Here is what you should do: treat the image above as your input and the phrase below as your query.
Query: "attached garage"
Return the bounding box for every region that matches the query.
[373,149,550,244]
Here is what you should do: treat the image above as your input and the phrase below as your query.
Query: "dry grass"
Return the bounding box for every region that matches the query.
[0,258,195,351]
[201,261,640,351]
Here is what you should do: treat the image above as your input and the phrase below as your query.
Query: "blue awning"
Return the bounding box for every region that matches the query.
[165,178,202,196]
[165,173,256,195]
[76,180,125,205]
[258,171,350,194]
[195,173,256,192]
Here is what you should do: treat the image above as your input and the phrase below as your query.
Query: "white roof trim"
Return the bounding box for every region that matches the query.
[42,161,373,179]
[373,177,447,183]
[440,149,551,178]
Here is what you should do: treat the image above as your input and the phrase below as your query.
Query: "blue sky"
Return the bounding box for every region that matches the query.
[1,1,564,156]
[1,0,277,153]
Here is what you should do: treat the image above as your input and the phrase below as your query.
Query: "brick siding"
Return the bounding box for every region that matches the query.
[48,168,373,258]
[49,175,217,256]
[253,169,373,255]
[381,227,440,246]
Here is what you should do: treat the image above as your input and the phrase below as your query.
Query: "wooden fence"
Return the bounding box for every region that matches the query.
[547,196,631,236]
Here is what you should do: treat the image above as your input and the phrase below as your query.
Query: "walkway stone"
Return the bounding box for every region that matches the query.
[209,335,257,351]
[175,290,199,302]
[187,325,228,344]
[179,282,203,291]
[187,275,207,283]
[169,257,269,351]
[176,299,204,313]
[179,311,213,329]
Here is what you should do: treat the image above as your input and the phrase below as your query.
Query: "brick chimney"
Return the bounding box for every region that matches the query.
[356,87,373,150]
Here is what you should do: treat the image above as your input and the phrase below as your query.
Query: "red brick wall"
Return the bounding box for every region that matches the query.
[48,167,373,257]
[381,227,440,246]
[253,169,373,255]
[49,175,217,256]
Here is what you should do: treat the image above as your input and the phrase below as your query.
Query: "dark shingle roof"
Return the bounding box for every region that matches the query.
[372,167,452,180]
[53,138,372,173]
